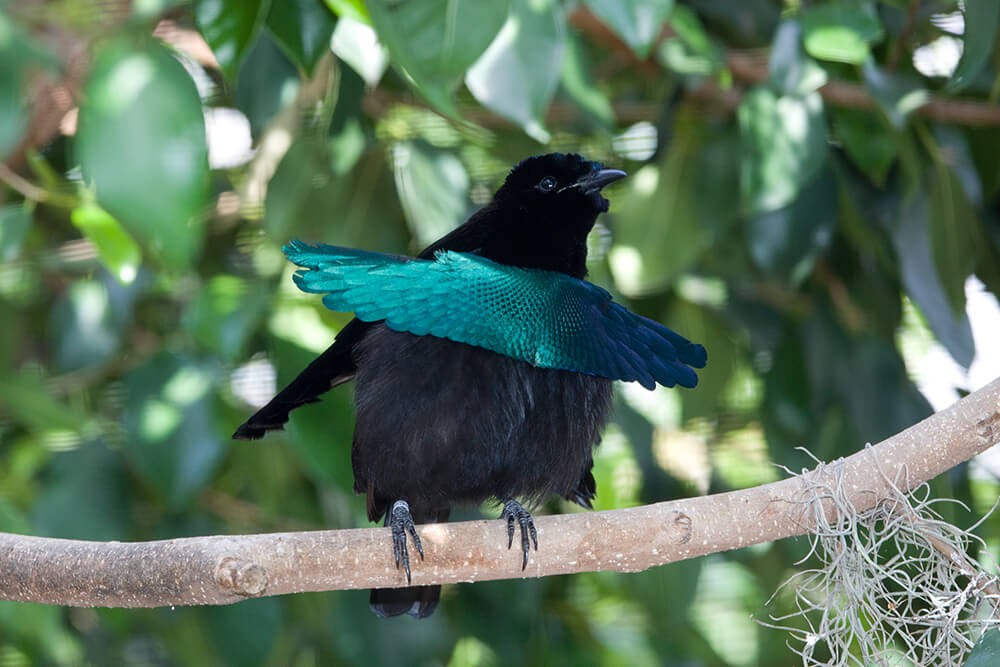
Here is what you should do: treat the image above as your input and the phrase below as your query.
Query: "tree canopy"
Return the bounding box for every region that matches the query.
[2,0,999,665]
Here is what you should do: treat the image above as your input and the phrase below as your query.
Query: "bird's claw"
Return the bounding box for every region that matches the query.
[500,499,538,570]
[389,500,423,583]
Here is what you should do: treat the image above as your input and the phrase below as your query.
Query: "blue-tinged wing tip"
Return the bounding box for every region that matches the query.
[685,343,708,369]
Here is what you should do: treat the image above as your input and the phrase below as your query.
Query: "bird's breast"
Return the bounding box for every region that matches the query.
[350,324,613,512]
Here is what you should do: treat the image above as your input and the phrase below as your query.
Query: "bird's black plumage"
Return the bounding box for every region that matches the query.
[235,153,701,618]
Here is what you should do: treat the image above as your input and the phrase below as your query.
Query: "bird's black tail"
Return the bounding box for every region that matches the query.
[232,321,369,440]
[369,585,442,619]
[369,507,449,619]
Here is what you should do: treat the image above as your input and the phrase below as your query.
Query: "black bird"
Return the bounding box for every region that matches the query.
[234,153,706,618]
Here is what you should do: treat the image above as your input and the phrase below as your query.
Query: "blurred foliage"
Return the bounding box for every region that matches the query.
[1,0,999,665]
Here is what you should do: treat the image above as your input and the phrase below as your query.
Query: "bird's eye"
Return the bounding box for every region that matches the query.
[537,176,558,192]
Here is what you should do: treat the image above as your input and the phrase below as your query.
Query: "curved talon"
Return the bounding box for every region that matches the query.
[500,499,538,570]
[389,500,423,583]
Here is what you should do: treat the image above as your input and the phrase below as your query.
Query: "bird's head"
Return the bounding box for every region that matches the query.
[468,153,625,277]
[495,153,626,218]
[421,153,626,278]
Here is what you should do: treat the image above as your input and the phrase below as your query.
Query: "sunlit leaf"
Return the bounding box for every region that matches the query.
[330,16,388,86]
[466,0,566,142]
[77,38,209,272]
[739,87,827,214]
[48,279,124,373]
[582,0,674,58]
[323,0,370,24]
[368,0,510,118]
[610,109,740,295]
[70,205,141,284]
[801,0,883,64]
[745,165,837,282]
[122,352,226,507]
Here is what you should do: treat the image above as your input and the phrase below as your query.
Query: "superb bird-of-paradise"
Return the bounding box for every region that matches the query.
[234,153,707,618]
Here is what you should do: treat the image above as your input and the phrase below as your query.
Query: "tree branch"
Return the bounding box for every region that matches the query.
[2,376,998,608]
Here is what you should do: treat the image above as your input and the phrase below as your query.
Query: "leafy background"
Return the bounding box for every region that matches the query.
[2,0,1000,665]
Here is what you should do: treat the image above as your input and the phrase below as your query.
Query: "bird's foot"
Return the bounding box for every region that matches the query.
[388,500,423,583]
[500,499,538,570]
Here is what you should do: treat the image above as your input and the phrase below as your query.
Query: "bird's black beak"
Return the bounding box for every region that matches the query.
[575,168,627,194]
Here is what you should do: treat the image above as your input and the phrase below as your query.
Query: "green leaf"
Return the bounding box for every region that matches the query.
[0,12,55,160]
[0,60,26,160]
[745,164,837,282]
[204,598,282,667]
[367,0,510,119]
[48,279,124,373]
[70,205,141,284]
[391,140,470,246]
[582,0,674,59]
[265,140,408,249]
[194,0,270,81]
[234,31,300,136]
[739,87,827,214]
[121,352,226,507]
[466,0,566,142]
[0,372,95,434]
[929,164,979,316]
[948,1,1000,92]
[77,39,209,272]
[831,107,896,186]
[32,440,129,541]
[266,0,336,74]
[862,60,928,129]
[892,189,975,368]
[801,0,884,65]
[610,108,740,295]
[800,310,930,445]
[182,275,270,361]
[323,0,370,24]
[967,630,1000,667]
[768,19,827,97]
[264,138,339,241]
[560,30,614,127]
[269,339,356,490]
[0,203,32,261]
[659,4,724,76]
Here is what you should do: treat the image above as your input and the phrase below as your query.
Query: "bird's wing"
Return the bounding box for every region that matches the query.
[285,241,707,389]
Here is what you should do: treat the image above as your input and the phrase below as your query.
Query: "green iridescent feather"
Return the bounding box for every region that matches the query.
[284,241,707,389]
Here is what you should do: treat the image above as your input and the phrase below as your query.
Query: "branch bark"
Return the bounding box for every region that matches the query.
[2,376,999,608]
